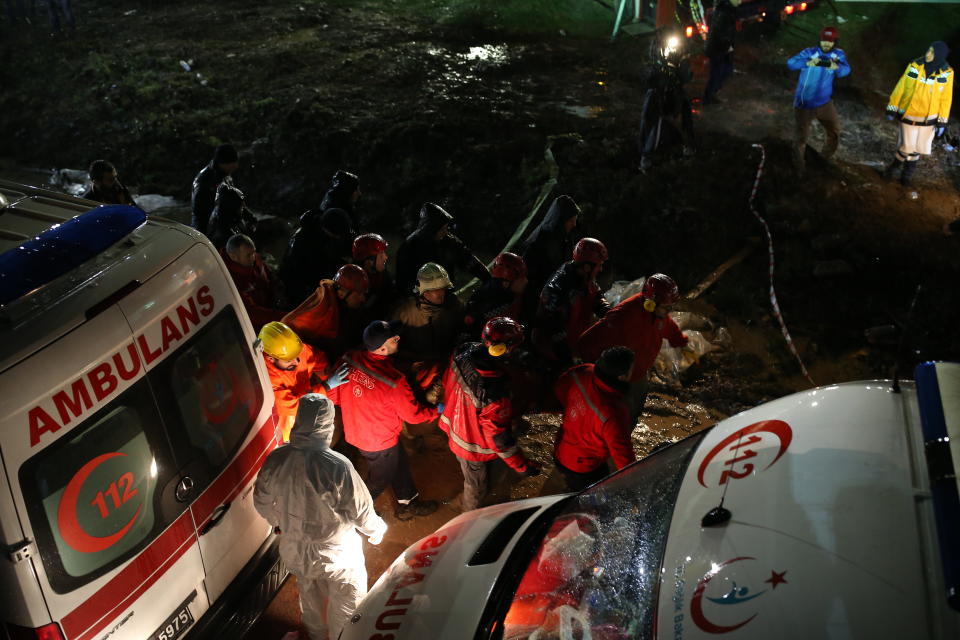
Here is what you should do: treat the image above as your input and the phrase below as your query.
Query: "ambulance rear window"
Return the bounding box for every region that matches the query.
[20,379,184,593]
[20,306,263,593]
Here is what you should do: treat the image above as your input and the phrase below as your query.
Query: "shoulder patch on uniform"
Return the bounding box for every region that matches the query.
[938,76,948,83]
[907,70,919,79]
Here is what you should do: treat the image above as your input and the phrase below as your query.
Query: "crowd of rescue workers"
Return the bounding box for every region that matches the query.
[70,24,956,638]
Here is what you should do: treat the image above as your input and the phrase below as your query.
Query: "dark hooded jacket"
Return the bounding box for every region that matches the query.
[319,170,359,215]
[520,195,580,294]
[191,162,233,234]
[705,0,738,58]
[463,278,525,338]
[280,207,357,305]
[395,203,489,294]
[206,185,256,250]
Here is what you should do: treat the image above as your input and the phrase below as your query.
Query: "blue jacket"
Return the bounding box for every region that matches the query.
[787,46,851,108]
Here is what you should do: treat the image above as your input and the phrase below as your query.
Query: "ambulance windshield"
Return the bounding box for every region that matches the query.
[498,432,704,640]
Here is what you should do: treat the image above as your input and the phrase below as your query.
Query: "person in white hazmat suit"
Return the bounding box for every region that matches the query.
[254,394,387,640]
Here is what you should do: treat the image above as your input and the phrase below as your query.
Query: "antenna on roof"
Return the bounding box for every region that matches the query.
[892,284,922,394]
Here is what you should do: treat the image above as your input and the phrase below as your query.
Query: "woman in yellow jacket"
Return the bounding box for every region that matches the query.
[883,41,953,187]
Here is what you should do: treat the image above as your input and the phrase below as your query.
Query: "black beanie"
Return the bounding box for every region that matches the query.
[596,346,635,385]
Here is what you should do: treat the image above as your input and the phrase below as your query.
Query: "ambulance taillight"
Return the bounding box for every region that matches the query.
[5,621,65,640]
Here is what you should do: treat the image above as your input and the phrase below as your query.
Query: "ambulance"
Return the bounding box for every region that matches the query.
[0,180,283,640]
[342,362,960,639]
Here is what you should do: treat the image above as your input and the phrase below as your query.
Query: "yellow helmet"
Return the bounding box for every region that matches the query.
[258,321,303,360]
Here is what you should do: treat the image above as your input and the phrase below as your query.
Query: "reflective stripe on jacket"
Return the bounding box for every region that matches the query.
[554,364,635,473]
[888,60,954,124]
[439,343,528,471]
[327,350,438,451]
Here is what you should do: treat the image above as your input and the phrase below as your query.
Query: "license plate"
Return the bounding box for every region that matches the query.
[150,591,196,640]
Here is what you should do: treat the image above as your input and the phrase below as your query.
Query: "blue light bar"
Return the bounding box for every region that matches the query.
[916,361,960,611]
[0,205,147,307]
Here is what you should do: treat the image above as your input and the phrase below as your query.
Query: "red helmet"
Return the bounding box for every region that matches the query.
[482,316,524,355]
[572,237,608,264]
[333,264,370,294]
[642,273,680,306]
[352,233,388,263]
[490,252,528,282]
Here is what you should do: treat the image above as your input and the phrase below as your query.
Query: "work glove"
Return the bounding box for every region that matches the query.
[936,125,946,138]
[885,111,896,122]
[520,461,542,478]
[323,363,351,391]
[436,402,445,415]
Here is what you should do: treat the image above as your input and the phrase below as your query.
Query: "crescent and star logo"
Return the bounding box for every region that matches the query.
[691,556,788,634]
[57,452,143,553]
[696,420,793,488]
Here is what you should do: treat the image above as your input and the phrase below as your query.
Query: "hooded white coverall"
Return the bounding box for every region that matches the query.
[254,394,387,640]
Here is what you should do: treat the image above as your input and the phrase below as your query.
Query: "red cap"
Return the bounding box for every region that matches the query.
[820,26,838,42]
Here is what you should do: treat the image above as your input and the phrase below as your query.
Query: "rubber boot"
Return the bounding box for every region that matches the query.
[900,160,918,187]
[882,159,902,181]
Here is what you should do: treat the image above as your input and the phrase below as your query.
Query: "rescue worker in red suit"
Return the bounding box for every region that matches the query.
[257,321,348,442]
[282,264,369,364]
[440,317,540,511]
[532,238,611,369]
[577,273,692,425]
[553,346,637,492]
[463,252,530,337]
[327,320,440,520]
[221,233,286,330]
[352,233,396,321]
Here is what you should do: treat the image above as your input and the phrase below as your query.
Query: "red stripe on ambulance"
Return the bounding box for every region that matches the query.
[61,511,196,640]
[27,287,216,447]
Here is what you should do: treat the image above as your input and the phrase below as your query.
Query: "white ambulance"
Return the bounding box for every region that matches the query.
[0,180,282,640]
[342,362,960,639]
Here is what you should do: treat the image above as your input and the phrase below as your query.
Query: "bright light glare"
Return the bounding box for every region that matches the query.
[667,36,680,50]
[150,458,158,479]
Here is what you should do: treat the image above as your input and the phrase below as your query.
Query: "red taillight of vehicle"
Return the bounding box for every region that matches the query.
[5,622,66,640]
[700,22,709,33]
[799,2,808,9]
[685,25,695,37]
[784,4,795,13]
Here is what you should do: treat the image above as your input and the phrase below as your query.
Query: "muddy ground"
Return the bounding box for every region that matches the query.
[3,1,960,637]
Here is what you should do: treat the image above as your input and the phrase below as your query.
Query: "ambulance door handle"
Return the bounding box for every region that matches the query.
[175,476,195,502]
[200,502,232,536]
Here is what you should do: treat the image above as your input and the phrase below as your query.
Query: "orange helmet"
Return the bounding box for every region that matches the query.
[333,264,370,294]
[572,237,608,264]
[352,233,388,263]
[482,316,524,357]
[490,252,528,282]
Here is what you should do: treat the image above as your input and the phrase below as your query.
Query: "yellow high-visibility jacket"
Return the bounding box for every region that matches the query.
[887,60,953,124]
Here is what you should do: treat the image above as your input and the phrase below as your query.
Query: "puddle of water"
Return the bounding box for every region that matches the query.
[559,104,606,119]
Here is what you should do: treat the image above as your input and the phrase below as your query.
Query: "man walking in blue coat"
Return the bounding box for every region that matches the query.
[787,26,851,170]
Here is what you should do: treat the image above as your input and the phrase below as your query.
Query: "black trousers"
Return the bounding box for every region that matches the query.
[555,459,610,493]
[359,442,417,502]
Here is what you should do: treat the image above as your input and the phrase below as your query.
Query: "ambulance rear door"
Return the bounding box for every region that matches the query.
[115,242,277,607]
[1,303,208,640]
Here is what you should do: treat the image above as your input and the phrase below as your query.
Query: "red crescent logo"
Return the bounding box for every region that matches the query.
[690,556,757,634]
[697,420,792,487]
[57,452,143,553]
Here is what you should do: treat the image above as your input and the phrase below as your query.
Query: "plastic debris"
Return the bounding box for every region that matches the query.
[179,60,191,71]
